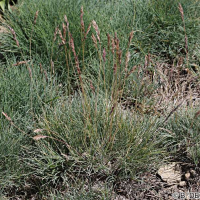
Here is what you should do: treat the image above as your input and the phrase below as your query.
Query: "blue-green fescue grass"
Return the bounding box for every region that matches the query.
[0,60,63,191]
[0,0,200,199]
[0,8,166,199]
[18,94,164,199]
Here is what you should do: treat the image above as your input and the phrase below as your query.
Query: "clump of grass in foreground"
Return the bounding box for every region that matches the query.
[0,8,167,198]
[1,1,200,199]
[12,9,167,198]
[21,95,164,198]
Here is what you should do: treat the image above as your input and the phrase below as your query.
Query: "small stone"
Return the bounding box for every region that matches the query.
[114,196,129,200]
[179,181,186,187]
[157,162,182,185]
[185,172,190,180]
[190,169,197,177]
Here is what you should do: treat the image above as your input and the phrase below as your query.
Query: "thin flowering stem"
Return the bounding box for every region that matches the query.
[80,7,87,72]
[124,52,130,73]
[53,26,59,42]
[90,80,95,93]
[69,33,84,89]
[111,37,115,56]
[113,63,117,74]
[2,112,26,135]
[50,59,55,75]
[64,15,69,32]
[121,31,134,101]
[50,26,58,79]
[114,33,121,66]
[113,32,123,96]
[178,3,189,63]
[128,31,134,49]
[30,10,39,59]
[68,31,89,117]
[103,48,106,63]
[107,33,110,51]
[92,21,102,74]
[68,30,92,133]
[28,66,32,79]
[124,31,134,74]
[84,23,91,40]
[106,34,112,93]
[125,65,137,79]
[69,33,81,75]
[62,23,67,40]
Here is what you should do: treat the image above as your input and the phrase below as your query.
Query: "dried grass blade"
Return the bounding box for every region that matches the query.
[13,60,30,66]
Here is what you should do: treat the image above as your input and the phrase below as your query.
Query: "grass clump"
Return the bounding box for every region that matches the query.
[0,60,62,193]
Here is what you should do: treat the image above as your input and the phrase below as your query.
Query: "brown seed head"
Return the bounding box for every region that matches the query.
[91,33,98,49]
[80,6,85,33]
[178,3,184,21]
[34,10,39,25]
[64,15,69,32]
[7,25,20,47]
[92,20,100,43]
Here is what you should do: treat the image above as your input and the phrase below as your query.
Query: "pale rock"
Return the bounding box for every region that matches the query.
[185,172,190,180]
[157,162,182,185]
[179,181,186,187]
